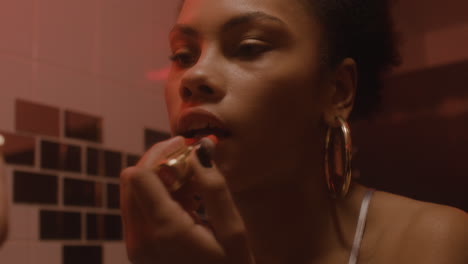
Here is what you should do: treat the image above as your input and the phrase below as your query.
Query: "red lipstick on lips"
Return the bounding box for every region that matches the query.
[177,108,230,142]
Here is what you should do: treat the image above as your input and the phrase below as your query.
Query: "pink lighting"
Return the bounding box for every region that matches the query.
[146,66,171,82]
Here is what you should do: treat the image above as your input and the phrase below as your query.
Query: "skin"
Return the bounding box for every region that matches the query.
[120,0,468,263]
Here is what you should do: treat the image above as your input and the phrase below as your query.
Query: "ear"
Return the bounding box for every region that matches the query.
[323,58,357,127]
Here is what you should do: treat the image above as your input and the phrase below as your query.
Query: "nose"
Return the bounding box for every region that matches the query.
[179,49,226,103]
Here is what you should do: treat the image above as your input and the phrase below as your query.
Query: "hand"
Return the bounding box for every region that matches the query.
[120,136,254,264]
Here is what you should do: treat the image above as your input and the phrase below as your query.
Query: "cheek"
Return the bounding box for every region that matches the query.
[164,81,182,132]
[220,69,325,189]
[233,65,325,135]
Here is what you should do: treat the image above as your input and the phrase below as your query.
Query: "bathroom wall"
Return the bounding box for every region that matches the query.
[392,0,468,74]
[0,0,178,263]
[352,0,468,211]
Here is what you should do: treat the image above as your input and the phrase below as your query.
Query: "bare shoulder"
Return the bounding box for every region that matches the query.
[403,200,468,263]
[369,190,468,263]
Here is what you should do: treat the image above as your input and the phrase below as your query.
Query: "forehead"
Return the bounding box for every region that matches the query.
[177,0,318,35]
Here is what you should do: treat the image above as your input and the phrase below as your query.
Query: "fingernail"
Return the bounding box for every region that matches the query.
[196,143,213,168]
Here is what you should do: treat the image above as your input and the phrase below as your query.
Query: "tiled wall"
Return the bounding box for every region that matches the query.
[0,99,169,263]
[0,0,467,263]
[0,0,178,263]
[392,0,468,74]
[352,60,468,211]
[0,0,178,153]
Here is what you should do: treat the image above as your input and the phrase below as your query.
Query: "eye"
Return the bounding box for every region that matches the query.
[235,40,271,59]
[169,51,197,68]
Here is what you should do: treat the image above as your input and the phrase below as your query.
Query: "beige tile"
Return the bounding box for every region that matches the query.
[98,79,169,153]
[33,63,100,114]
[36,0,97,71]
[103,243,130,264]
[0,0,34,57]
[97,80,141,152]
[0,241,33,264]
[31,242,61,264]
[0,55,33,132]
[99,0,160,83]
[8,205,37,241]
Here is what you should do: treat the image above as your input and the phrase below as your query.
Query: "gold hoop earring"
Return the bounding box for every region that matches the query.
[324,116,352,198]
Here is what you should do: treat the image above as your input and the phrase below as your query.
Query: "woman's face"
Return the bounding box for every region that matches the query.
[165,0,331,192]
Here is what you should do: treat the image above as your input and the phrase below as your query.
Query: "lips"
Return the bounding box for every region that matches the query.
[176,109,231,140]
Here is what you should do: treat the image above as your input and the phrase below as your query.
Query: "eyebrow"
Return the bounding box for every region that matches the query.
[221,11,287,32]
[170,11,287,37]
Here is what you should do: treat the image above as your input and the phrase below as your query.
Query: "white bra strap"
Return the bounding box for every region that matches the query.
[348,188,375,264]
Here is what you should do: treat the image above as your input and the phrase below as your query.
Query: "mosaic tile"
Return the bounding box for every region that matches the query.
[86,213,122,240]
[64,178,103,207]
[15,99,60,137]
[106,183,119,209]
[13,170,57,204]
[40,140,82,172]
[65,110,102,143]
[40,210,81,240]
[103,150,122,178]
[86,147,101,176]
[63,245,102,264]
[63,144,81,172]
[0,132,35,166]
[40,140,60,170]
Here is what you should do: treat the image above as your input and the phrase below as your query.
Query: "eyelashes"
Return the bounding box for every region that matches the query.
[235,40,272,59]
[169,51,197,68]
[169,39,272,68]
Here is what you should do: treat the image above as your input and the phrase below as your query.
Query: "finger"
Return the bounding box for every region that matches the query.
[137,136,191,192]
[121,166,193,228]
[171,184,198,210]
[137,136,186,168]
[120,178,148,258]
[188,138,254,263]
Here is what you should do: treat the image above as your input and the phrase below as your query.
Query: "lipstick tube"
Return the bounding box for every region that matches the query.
[152,135,217,192]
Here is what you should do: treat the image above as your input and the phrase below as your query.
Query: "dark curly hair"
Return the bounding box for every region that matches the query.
[301,0,401,120]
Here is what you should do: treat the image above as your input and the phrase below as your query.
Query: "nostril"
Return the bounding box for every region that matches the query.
[182,87,192,98]
[199,85,214,95]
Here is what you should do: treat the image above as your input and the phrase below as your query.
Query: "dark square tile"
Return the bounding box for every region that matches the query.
[13,171,58,204]
[63,144,81,173]
[40,140,60,170]
[15,99,60,137]
[40,140,82,172]
[40,210,81,240]
[64,178,103,207]
[104,214,122,240]
[86,147,105,176]
[0,132,35,166]
[86,214,104,240]
[104,150,122,178]
[126,153,140,167]
[144,129,170,150]
[106,183,120,209]
[86,214,122,241]
[86,147,98,175]
[65,111,102,143]
[63,245,102,264]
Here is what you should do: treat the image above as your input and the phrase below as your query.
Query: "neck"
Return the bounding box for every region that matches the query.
[232,174,357,264]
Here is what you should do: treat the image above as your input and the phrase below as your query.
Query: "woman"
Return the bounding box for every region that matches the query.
[120,0,468,263]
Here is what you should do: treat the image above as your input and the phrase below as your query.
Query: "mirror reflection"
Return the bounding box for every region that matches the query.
[0,0,467,263]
